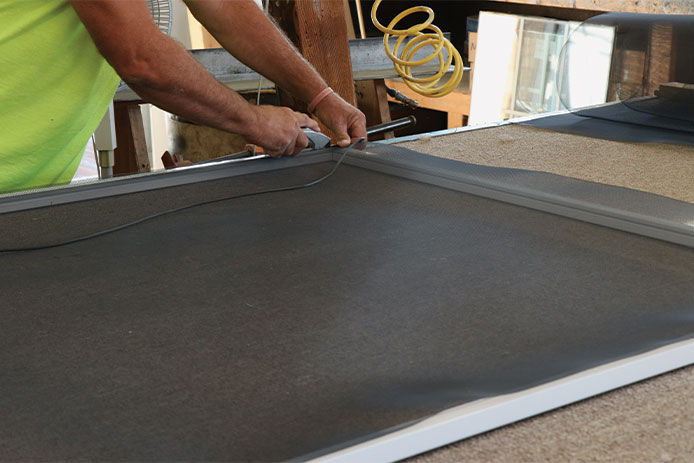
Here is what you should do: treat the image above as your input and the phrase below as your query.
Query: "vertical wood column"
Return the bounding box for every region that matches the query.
[113,101,151,176]
[269,0,356,138]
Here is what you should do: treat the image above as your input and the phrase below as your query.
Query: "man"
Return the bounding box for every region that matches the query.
[0,0,366,192]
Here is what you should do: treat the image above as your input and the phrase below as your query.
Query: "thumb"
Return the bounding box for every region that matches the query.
[334,129,351,147]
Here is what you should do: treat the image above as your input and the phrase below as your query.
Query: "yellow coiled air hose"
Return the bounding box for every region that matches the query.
[371,0,463,98]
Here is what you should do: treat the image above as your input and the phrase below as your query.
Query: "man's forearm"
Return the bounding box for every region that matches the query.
[120,33,258,135]
[184,0,328,104]
[70,0,258,137]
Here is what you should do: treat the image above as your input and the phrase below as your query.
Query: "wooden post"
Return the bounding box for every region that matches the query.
[113,101,151,176]
[354,80,393,139]
[269,0,356,139]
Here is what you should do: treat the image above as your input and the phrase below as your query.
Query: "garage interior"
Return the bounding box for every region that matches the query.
[1,1,692,462]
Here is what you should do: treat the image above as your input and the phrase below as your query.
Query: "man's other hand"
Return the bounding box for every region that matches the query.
[313,93,367,147]
[246,106,320,158]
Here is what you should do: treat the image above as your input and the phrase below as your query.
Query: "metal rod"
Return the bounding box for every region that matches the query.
[367,116,417,137]
[354,0,367,39]
[173,117,418,166]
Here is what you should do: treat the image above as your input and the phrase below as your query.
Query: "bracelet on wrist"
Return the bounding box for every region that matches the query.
[307,87,334,114]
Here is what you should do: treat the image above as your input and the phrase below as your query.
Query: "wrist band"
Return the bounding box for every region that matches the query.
[307,87,334,114]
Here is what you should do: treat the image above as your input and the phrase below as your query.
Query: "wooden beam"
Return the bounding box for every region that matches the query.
[269,0,356,137]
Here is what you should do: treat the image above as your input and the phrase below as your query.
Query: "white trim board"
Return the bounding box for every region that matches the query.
[309,338,694,463]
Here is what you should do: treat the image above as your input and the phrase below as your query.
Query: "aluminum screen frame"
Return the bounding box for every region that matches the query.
[307,339,693,463]
[2,141,691,248]
[337,144,694,248]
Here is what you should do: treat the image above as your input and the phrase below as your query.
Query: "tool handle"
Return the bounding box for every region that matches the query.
[366,116,416,137]
[302,128,331,150]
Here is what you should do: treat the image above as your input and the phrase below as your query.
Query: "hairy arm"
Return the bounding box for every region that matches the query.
[183,0,366,145]
[69,0,317,156]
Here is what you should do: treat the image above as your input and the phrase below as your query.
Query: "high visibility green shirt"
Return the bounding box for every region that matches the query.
[0,0,120,193]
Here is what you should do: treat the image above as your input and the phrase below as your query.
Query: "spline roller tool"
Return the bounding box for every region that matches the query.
[302,115,416,150]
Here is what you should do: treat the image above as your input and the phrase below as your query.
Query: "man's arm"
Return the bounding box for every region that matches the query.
[183,0,366,146]
[69,0,318,157]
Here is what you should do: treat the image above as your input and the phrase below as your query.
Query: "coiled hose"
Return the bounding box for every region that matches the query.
[371,0,463,98]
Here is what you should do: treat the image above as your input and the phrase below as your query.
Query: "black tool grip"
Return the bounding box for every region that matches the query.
[366,116,417,137]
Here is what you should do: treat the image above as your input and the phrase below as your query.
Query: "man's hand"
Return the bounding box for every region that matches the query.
[245,106,320,158]
[185,0,367,146]
[313,92,367,147]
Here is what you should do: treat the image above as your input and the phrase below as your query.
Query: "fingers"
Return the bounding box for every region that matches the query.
[254,107,311,157]
[334,113,367,147]
[278,111,310,156]
[334,130,351,147]
[310,91,367,145]
[269,126,308,158]
[291,130,309,156]
[253,104,369,156]
[349,114,368,141]
[295,111,320,131]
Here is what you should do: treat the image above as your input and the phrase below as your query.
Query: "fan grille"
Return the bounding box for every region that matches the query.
[146,0,172,35]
